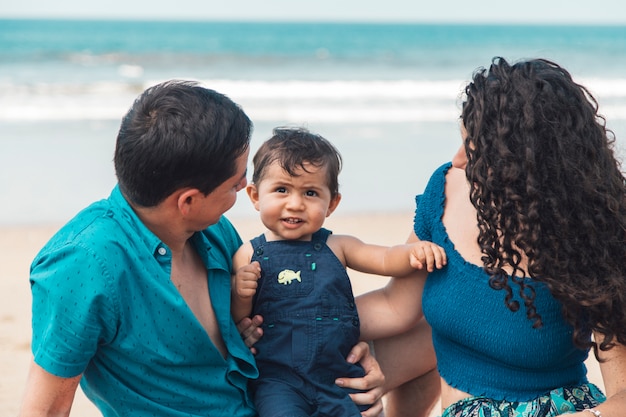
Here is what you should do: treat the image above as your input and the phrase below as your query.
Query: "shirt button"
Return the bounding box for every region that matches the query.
[157,247,167,256]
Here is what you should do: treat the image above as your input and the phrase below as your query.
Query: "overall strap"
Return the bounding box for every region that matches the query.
[250,234,268,259]
[312,227,332,244]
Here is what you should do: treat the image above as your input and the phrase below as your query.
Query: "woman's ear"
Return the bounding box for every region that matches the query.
[246,183,261,211]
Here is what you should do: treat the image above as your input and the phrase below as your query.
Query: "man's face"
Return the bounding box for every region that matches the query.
[193,148,249,228]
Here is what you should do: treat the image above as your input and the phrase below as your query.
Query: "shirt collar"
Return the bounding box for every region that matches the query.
[108,185,216,262]
[109,185,166,258]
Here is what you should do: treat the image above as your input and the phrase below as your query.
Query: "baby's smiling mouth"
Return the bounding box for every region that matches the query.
[282,217,303,224]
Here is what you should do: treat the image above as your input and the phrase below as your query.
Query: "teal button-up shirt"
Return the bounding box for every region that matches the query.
[30,185,258,416]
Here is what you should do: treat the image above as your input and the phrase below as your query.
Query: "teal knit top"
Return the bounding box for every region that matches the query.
[418,163,589,401]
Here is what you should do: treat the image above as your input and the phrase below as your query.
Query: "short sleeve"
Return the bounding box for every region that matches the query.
[413,163,451,242]
[413,193,431,241]
[30,243,117,378]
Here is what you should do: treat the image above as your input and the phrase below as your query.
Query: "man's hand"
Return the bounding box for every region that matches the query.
[236,314,264,354]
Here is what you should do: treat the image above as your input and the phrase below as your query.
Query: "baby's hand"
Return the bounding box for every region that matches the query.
[234,261,261,300]
[409,241,446,272]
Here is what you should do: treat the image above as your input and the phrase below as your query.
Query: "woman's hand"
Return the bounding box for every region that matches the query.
[335,341,385,416]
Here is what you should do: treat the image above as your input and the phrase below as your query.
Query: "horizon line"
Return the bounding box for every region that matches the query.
[1,16,626,26]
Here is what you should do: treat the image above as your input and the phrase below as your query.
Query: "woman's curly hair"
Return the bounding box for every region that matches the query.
[461,57,626,356]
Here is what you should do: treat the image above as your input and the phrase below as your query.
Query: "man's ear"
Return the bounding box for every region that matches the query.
[246,183,261,211]
[326,193,342,217]
[177,188,201,216]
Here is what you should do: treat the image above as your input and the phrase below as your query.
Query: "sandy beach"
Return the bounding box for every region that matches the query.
[0,211,604,416]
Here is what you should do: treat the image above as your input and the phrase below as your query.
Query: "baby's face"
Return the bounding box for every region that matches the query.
[250,161,339,242]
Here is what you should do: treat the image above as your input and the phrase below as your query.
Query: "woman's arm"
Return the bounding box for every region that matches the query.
[356,231,429,341]
[572,334,626,417]
[334,341,385,417]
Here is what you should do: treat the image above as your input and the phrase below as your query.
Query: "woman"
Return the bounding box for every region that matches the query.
[357,57,626,417]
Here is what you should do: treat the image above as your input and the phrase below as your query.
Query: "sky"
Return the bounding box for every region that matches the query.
[1,0,625,24]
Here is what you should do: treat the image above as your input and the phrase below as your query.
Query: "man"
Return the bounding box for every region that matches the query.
[19,81,383,416]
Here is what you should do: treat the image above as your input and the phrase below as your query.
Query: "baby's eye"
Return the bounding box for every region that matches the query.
[305,190,317,197]
[275,187,287,193]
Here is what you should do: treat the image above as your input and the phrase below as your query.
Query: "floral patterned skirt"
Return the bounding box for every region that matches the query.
[441,383,605,417]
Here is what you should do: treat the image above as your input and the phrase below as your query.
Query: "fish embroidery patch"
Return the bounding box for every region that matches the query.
[278,269,301,285]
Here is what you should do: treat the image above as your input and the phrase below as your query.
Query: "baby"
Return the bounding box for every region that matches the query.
[232,127,446,417]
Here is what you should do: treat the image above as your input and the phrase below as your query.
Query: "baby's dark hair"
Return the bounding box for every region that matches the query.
[252,127,342,197]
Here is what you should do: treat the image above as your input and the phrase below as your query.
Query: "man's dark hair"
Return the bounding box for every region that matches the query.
[114,80,252,207]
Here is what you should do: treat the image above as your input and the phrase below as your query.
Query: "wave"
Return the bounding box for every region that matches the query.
[1,78,625,122]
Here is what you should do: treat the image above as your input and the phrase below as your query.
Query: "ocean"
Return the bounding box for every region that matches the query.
[1,19,625,225]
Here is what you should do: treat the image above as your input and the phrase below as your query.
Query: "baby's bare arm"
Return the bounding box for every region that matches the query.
[231,243,260,322]
[330,235,446,277]
[231,262,261,322]
[408,240,447,272]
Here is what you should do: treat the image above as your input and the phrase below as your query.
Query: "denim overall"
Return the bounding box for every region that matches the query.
[249,228,367,417]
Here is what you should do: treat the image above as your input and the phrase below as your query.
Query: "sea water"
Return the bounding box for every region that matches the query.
[1,20,625,225]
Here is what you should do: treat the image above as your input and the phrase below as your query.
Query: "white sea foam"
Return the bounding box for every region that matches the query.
[580,78,626,98]
[1,78,625,123]
[202,79,467,99]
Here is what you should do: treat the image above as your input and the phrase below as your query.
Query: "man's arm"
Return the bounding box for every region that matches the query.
[18,360,81,417]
